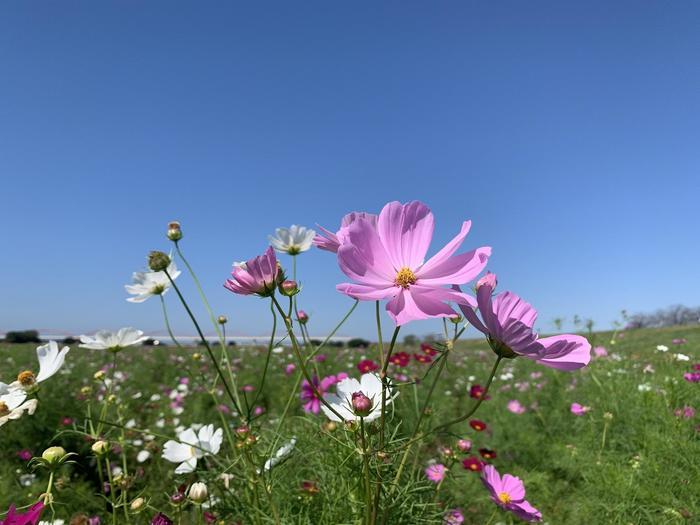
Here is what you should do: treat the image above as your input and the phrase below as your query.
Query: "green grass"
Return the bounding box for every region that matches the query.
[0,324,698,524]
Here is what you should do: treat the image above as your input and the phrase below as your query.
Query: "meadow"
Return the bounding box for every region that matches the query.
[1,324,698,524]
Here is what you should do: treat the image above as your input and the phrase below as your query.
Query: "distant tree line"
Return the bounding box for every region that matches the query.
[626,304,700,329]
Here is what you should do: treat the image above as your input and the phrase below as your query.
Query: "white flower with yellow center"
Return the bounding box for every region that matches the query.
[79,328,148,352]
[268,225,316,255]
[162,424,223,474]
[0,384,38,427]
[125,260,181,303]
[10,341,69,392]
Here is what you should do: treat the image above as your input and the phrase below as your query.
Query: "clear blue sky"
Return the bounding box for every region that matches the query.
[1,2,698,340]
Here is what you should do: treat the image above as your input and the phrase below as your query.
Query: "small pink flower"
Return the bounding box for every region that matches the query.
[674,406,695,419]
[300,375,344,414]
[593,346,608,358]
[481,465,542,522]
[425,463,447,483]
[443,509,464,525]
[507,400,526,414]
[684,372,700,383]
[285,363,296,376]
[457,439,472,452]
[570,403,590,416]
[357,359,379,373]
[16,449,33,461]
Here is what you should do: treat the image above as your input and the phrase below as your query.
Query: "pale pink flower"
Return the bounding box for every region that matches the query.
[336,201,491,325]
[314,212,377,253]
[570,402,590,416]
[507,400,526,414]
[425,463,447,483]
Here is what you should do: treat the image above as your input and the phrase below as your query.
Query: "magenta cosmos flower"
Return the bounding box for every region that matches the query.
[458,273,591,371]
[0,501,44,525]
[335,201,491,326]
[300,374,347,414]
[314,212,378,253]
[425,463,447,483]
[224,247,280,297]
[481,465,542,522]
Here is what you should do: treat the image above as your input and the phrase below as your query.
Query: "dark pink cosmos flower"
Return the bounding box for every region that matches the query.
[421,343,439,356]
[462,456,483,472]
[0,501,44,525]
[224,247,279,297]
[314,212,378,253]
[469,419,487,431]
[481,465,542,522]
[300,374,347,414]
[479,448,497,460]
[413,353,432,364]
[458,273,591,371]
[336,201,491,326]
[16,449,32,461]
[150,513,174,525]
[389,352,411,367]
[357,359,379,373]
[684,372,700,383]
[469,384,490,400]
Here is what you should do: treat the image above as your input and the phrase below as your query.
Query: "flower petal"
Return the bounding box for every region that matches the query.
[377,201,434,270]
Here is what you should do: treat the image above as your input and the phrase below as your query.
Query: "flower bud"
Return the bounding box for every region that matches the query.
[297,310,309,325]
[192,352,202,361]
[322,421,337,432]
[148,251,171,272]
[107,394,117,404]
[351,392,372,417]
[217,315,228,325]
[235,425,250,439]
[279,280,299,297]
[188,482,208,504]
[457,439,472,452]
[91,440,110,455]
[167,221,183,241]
[245,434,257,446]
[94,370,106,381]
[603,412,614,421]
[449,313,462,324]
[476,272,497,291]
[170,491,185,505]
[42,446,67,464]
[130,497,146,512]
[80,386,92,396]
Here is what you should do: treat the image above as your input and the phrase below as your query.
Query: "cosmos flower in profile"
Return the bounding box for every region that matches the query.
[10,341,69,392]
[335,201,491,326]
[224,247,280,297]
[458,273,591,371]
[269,225,316,255]
[80,328,148,353]
[0,386,38,427]
[125,258,181,303]
[481,464,542,522]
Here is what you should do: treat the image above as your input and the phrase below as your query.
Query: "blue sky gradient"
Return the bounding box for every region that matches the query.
[1,2,698,339]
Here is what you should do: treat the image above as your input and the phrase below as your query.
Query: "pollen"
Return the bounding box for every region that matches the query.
[394,267,417,289]
[17,370,36,387]
[498,492,511,504]
[0,401,8,416]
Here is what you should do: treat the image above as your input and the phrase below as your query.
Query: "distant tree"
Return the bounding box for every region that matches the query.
[4,330,41,344]
[228,341,237,347]
[61,336,79,345]
[348,338,370,349]
[552,318,565,331]
[403,334,419,346]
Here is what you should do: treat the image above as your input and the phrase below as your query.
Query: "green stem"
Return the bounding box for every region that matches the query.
[360,418,373,525]
[249,299,277,417]
[160,295,183,348]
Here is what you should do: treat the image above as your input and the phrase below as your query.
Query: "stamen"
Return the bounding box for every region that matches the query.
[0,401,8,416]
[17,370,36,387]
[498,492,511,504]
[394,267,417,289]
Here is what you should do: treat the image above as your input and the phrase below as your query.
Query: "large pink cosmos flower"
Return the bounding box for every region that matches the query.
[481,465,542,522]
[457,273,591,371]
[335,201,491,326]
[0,501,44,525]
[313,212,378,253]
[300,374,348,414]
[224,247,280,297]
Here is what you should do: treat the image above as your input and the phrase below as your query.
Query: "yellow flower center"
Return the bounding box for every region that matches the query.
[0,401,8,416]
[498,492,511,504]
[394,267,417,289]
[17,370,36,387]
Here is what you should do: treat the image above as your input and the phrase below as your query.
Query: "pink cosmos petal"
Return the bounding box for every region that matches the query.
[534,335,591,370]
[386,287,458,325]
[313,226,340,252]
[454,285,489,335]
[501,474,526,502]
[337,218,395,285]
[377,201,434,270]
[417,246,491,286]
[336,283,396,301]
[417,220,471,274]
[509,499,542,522]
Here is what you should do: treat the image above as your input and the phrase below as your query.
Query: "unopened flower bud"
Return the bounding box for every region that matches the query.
[235,425,249,439]
[170,491,185,505]
[449,313,462,324]
[351,392,372,417]
[217,315,228,325]
[148,251,171,272]
[94,370,106,381]
[322,421,337,432]
[107,394,117,404]
[188,482,208,504]
[279,280,299,297]
[91,440,110,455]
[603,412,614,421]
[476,272,497,291]
[297,310,309,324]
[80,386,92,396]
[130,496,146,512]
[167,221,183,241]
[42,446,67,464]
[245,434,257,446]
[192,352,202,361]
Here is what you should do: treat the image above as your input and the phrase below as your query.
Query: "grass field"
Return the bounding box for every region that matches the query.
[1,324,698,524]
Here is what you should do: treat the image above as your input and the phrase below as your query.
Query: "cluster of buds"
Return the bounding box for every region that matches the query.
[234,425,256,448]
[167,221,183,241]
[438,445,456,460]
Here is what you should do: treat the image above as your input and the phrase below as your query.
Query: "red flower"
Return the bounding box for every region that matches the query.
[421,343,438,356]
[479,447,497,460]
[469,385,490,400]
[389,352,411,367]
[469,419,487,432]
[357,359,379,373]
[461,456,483,472]
[413,353,432,364]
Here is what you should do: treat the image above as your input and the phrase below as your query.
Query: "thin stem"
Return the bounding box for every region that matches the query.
[164,269,242,416]
[378,326,401,448]
[160,295,183,348]
[375,301,385,369]
[360,418,373,525]
[249,299,277,416]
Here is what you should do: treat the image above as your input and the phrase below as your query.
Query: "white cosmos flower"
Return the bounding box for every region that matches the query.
[674,353,690,361]
[268,225,316,255]
[79,328,148,352]
[125,260,181,303]
[321,373,397,423]
[137,450,151,463]
[656,345,669,352]
[10,341,69,391]
[263,437,297,472]
[637,383,652,392]
[0,385,38,427]
[162,424,223,474]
